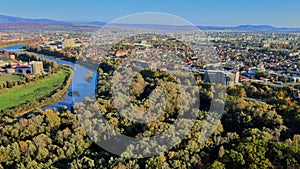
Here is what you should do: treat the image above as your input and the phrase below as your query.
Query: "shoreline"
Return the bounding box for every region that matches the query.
[26,47,100,70]
[0,42,27,49]
[0,44,98,123]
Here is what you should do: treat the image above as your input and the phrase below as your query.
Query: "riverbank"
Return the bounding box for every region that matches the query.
[0,39,41,49]
[0,65,73,121]
[0,42,25,48]
[26,47,99,70]
[1,45,97,122]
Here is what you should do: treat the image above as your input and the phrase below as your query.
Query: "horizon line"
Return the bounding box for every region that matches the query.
[1,14,300,29]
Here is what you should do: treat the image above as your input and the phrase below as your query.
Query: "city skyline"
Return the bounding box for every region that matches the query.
[0,0,300,28]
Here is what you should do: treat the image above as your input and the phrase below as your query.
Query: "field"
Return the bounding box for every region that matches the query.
[0,69,68,110]
[0,74,22,83]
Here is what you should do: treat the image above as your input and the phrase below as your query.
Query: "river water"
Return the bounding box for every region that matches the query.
[1,45,97,110]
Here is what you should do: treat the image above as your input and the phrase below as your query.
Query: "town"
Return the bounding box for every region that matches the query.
[1,29,299,98]
[0,22,300,169]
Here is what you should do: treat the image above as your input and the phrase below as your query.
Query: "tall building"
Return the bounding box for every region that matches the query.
[30,61,44,75]
[204,70,237,86]
[204,70,226,85]
[235,70,240,84]
[63,38,75,48]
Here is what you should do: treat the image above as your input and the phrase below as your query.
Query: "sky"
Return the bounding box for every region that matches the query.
[0,0,300,27]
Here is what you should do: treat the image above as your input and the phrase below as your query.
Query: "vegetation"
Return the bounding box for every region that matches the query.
[0,108,92,169]
[26,46,78,63]
[0,75,24,90]
[0,67,73,120]
[44,57,298,168]
[1,63,299,168]
[0,75,22,83]
[0,69,67,110]
[25,46,105,70]
[0,39,37,48]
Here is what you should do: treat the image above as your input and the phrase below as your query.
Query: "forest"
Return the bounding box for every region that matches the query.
[0,60,299,168]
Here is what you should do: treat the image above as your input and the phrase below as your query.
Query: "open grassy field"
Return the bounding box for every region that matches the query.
[0,75,22,83]
[0,69,68,110]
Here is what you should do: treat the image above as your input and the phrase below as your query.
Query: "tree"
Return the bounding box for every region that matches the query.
[222,149,245,168]
[36,147,49,162]
[209,161,226,169]
[145,155,169,169]
[6,81,13,88]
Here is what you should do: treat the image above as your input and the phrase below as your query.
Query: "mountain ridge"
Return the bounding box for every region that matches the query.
[0,15,68,24]
[0,15,300,31]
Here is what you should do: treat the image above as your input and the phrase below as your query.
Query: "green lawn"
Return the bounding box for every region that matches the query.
[0,75,22,83]
[0,69,68,110]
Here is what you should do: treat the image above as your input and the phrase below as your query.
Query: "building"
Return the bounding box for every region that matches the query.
[134,40,153,48]
[204,70,238,86]
[133,60,158,69]
[234,70,240,84]
[30,61,44,75]
[263,42,270,48]
[8,54,15,60]
[225,72,235,86]
[63,38,75,48]
[204,70,226,85]
[56,42,63,49]
[133,60,150,68]
[258,63,265,71]
[115,50,128,57]
[11,61,22,68]
[159,67,167,72]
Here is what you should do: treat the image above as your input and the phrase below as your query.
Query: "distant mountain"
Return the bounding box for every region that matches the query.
[227,25,300,31]
[1,15,300,32]
[197,25,300,32]
[234,25,276,30]
[0,15,67,24]
[83,21,107,25]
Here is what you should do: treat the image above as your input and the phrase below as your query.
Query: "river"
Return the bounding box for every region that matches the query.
[1,45,98,110]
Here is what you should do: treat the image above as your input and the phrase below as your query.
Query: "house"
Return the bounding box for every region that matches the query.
[115,50,128,57]
[8,54,15,60]
[56,42,63,49]
[243,71,256,78]
[134,41,153,47]
[225,72,235,86]
[11,62,22,68]
[159,67,167,72]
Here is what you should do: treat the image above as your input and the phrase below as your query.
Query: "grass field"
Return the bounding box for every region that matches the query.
[0,69,68,110]
[0,75,22,83]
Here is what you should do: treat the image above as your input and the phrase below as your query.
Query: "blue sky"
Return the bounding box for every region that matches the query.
[0,0,299,27]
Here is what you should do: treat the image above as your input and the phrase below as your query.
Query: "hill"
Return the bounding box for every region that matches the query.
[1,15,300,32]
